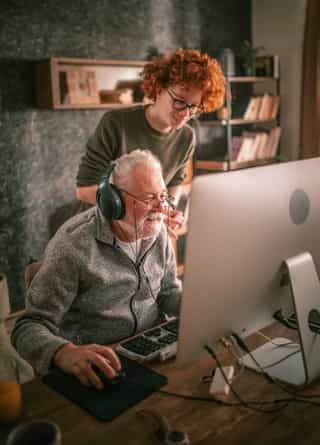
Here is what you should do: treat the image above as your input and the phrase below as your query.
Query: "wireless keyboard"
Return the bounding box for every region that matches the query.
[116,318,179,362]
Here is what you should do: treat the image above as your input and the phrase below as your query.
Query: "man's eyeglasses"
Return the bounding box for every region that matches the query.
[167,89,201,116]
[118,188,176,209]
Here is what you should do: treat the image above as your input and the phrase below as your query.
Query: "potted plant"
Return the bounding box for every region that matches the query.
[239,40,264,76]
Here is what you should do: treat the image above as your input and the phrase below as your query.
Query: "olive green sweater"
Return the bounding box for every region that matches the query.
[76,106,195,188]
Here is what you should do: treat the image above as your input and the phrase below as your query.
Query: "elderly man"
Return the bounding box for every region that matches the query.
[12,150,181,389]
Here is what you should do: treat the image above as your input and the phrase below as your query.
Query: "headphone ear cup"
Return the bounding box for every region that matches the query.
[97,170,125,220]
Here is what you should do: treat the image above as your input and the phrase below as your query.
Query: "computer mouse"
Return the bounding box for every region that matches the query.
[92,365,127,386]
[111,369,127,385]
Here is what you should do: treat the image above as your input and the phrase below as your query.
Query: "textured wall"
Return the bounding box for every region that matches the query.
[0,0,250,311]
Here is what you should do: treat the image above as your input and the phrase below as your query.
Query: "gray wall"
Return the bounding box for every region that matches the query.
[0,0,250,311]
[252,0,307,161]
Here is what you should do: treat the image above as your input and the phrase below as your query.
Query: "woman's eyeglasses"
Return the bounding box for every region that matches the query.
[167,89,200,116]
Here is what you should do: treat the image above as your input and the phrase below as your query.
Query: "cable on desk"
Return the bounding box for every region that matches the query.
[220,336,242,364]
[260,349,301,370]
[273,310,298,330]
[200,335,244,384]
[158,388,320,408]
[230,332,320,404]
[274,309,320,335]
[204,344,289,414]
[256,330,298,347]
[158,389,299,407]
[247,329,301,369]
[155,336,320,410]
[220,336,245,381]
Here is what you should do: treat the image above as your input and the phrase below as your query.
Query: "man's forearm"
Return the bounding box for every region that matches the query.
[76,185,98,204]
[11,320,70,376]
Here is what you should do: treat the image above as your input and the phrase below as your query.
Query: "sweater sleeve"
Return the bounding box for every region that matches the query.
[76,111,121,186]
[156,236,182,316]
[167,127,195,188]
[11,233,80,376]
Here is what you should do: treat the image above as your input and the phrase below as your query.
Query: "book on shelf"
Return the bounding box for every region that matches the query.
[257,94,271,120]
[231,97,251,120]
[243,131,263,160]
[243,97,255,120]
[243,96,262,120]
[233,127,281,162]
[231,136,243,161]
[262,127,282,158]
[237,134,256,162]
[255,132,269,159]
[243,95,279,121]
[269,96,280,120]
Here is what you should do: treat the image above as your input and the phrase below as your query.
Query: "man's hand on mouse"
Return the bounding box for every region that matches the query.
[54,343,122,389]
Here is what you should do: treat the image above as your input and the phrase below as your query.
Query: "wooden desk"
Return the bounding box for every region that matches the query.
[1,324,320,445]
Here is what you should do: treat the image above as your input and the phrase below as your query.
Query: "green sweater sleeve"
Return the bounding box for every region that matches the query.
[167,127,196,188]
[76,112,121,186]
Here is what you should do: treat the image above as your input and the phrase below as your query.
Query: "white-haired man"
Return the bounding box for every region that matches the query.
[12,150,181,389]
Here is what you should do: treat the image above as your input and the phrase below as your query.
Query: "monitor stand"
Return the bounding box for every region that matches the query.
[242,252,320,386]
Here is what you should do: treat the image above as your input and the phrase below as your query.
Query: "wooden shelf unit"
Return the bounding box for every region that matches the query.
[196,74,281,172]
[34,57,146,109]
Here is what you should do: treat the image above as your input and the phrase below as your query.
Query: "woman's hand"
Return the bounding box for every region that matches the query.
[166,209,184,239]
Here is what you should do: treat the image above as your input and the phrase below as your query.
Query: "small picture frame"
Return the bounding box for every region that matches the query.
[64,70,100,105]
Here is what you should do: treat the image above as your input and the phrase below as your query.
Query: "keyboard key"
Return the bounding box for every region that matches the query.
[121,336,161,356]
[158,333,177,345]
[162,319,179,335]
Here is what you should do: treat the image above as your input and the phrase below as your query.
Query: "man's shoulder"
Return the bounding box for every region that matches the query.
[53,207,97,243]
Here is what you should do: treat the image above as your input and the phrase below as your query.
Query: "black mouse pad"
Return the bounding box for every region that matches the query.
[42,355,167,421]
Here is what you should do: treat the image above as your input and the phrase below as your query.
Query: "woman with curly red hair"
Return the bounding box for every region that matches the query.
[76,48,225,232]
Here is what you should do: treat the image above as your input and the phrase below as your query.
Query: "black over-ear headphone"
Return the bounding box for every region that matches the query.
[96,163,125,220]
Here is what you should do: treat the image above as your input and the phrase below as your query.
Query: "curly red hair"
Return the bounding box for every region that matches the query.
[142,48,226,112]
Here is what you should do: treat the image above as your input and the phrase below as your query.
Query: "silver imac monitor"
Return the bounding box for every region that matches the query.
[176,158,320,386]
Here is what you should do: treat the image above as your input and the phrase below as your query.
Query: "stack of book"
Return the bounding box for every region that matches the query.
[232,127,281,162]
[243,94,279,121]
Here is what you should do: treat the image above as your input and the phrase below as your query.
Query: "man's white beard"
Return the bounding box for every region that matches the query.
[117,215,163,240]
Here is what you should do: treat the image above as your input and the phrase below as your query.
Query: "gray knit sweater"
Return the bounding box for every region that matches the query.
[11,207,181,375]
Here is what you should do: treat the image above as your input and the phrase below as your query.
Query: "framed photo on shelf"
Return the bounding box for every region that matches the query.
[61,70,100,105]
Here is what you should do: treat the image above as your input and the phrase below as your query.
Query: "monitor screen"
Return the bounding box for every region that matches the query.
[176,158,320,379]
